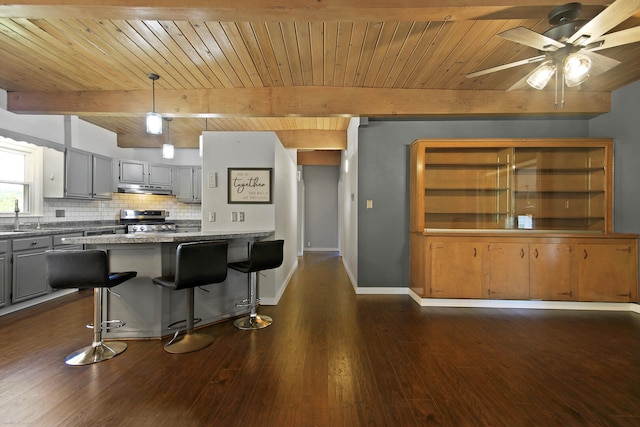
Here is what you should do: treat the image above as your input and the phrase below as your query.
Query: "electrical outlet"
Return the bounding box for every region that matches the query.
[208,212,216,222]
[239,212,245,222]
[55,209,65,218]
[231,212,238,222]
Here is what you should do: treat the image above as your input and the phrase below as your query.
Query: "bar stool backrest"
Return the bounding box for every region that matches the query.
[46,250,109,289]
[246,239,284,273]
[174,240,229,290]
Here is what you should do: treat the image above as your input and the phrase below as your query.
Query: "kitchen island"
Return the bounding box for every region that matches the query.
[62,230,274,339]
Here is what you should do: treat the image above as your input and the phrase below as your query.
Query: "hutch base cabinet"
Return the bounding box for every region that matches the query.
[410,233,638,302]
[409,138,639,303]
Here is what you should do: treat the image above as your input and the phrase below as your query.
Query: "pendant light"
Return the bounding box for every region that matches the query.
[162,117,174,159]
[199,117,207,157]
[146,73,162,134]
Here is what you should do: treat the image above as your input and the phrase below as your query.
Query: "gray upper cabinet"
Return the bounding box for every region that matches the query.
[119,160,173,187]
[176,166,201,203]
[65,149,92,198]
[92,155,113,199]
[45,148,113,199]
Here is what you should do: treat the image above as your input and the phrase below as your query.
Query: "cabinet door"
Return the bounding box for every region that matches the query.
[429,241,482,298]
[12,250,49,303]
[65,149,92,198]
[176,167,194,201]
[485,243,530,299]
[193,167,202,202]
[92,154,113,199]
[120,160,146,184]
[577,243,638,302]
[149,164,172,186]
[530,243,574,300]
[0,244,6,307]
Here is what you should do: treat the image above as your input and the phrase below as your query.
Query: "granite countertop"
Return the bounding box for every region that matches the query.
[62,230,274,245]
[0,224,125,239]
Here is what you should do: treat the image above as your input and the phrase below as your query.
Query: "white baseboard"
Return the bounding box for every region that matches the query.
[304,247,339,252]
[260,258,298,306]
[348,286,640,313]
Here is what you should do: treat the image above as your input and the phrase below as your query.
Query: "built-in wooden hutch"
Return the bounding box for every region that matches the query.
[409,138,638,302]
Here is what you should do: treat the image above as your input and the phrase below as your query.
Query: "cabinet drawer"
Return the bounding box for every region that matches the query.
[0,240,7,253]
[12,236,53,252]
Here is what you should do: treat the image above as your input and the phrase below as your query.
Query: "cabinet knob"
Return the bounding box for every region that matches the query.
[31,241,38,246]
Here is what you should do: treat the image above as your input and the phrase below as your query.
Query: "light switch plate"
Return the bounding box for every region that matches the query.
[208,171,217,188]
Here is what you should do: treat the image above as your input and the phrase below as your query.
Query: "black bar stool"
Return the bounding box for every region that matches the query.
[229,239,284,330]
[152,240,228,354]
[46,249,137,366]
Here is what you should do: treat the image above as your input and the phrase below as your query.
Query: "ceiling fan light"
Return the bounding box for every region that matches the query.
[146,112,163,134]
[564,53,592,81]
[527,62,556,90]
[162,143,174,159]
[565,73,590,87]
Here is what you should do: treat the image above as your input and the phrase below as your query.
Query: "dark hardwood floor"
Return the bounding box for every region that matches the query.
[1,251,640,426]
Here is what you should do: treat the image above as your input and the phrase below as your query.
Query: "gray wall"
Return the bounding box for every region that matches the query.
[357,117,595,288]
[303,165,340,251]
[590,81,640,234]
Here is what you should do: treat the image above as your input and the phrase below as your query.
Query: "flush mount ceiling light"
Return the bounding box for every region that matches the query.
[162,117,174,159]
[146,73,162,135]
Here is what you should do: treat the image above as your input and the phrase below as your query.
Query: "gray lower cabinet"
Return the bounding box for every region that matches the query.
[12,236,52,303]
[0,240,8,308]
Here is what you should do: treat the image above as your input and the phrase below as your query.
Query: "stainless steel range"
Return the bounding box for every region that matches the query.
[120,209,176,233]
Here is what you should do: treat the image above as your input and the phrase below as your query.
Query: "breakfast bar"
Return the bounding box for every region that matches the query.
[62,230,274,339]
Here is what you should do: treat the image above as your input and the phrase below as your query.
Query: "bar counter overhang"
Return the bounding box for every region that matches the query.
[62,230,274,339]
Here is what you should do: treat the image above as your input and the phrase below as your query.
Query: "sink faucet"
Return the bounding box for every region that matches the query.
[13,199,20,231]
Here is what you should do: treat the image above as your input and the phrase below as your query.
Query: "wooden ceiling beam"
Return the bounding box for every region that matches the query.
[8,87,611,117]
[277,130,346,150]
[0,1,615,21]
[297,150,342,166]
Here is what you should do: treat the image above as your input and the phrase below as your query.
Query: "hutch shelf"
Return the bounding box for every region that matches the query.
[409,138,638,303]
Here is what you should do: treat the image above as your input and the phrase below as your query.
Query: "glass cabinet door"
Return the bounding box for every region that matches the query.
[512,147,605,232]
[423,148,510,230]
[417,141,610,233]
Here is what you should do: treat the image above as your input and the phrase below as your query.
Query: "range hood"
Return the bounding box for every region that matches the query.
[117,183,172,196]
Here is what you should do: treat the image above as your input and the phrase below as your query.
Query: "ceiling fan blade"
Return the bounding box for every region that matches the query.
[568,0,640,46]
[588,26,640,51]
[581,51,621,76]
[499,27,565,51]
[466,55,545,78]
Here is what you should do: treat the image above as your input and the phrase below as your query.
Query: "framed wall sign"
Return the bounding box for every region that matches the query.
[228,168,273,204]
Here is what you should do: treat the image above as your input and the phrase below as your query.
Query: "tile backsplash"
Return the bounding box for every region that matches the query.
[0,193,201,226]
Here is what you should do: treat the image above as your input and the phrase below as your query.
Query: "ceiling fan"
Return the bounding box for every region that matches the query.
[466,0,640,108]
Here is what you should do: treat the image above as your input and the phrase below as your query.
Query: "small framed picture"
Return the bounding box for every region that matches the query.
[227,168,273,204]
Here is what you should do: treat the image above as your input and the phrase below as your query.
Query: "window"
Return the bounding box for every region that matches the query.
[0,137,43,216]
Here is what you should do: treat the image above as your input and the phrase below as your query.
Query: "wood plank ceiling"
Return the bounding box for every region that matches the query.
[0,1,639,151]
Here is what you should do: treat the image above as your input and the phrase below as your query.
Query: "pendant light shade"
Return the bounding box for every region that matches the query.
[146,112,162,134]
[146,73,162,135]
[162,117,174,159]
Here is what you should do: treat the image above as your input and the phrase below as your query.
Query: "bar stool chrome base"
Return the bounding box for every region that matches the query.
[164,331,215,354]
[234,314,272,330]
[65,341,128,366]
